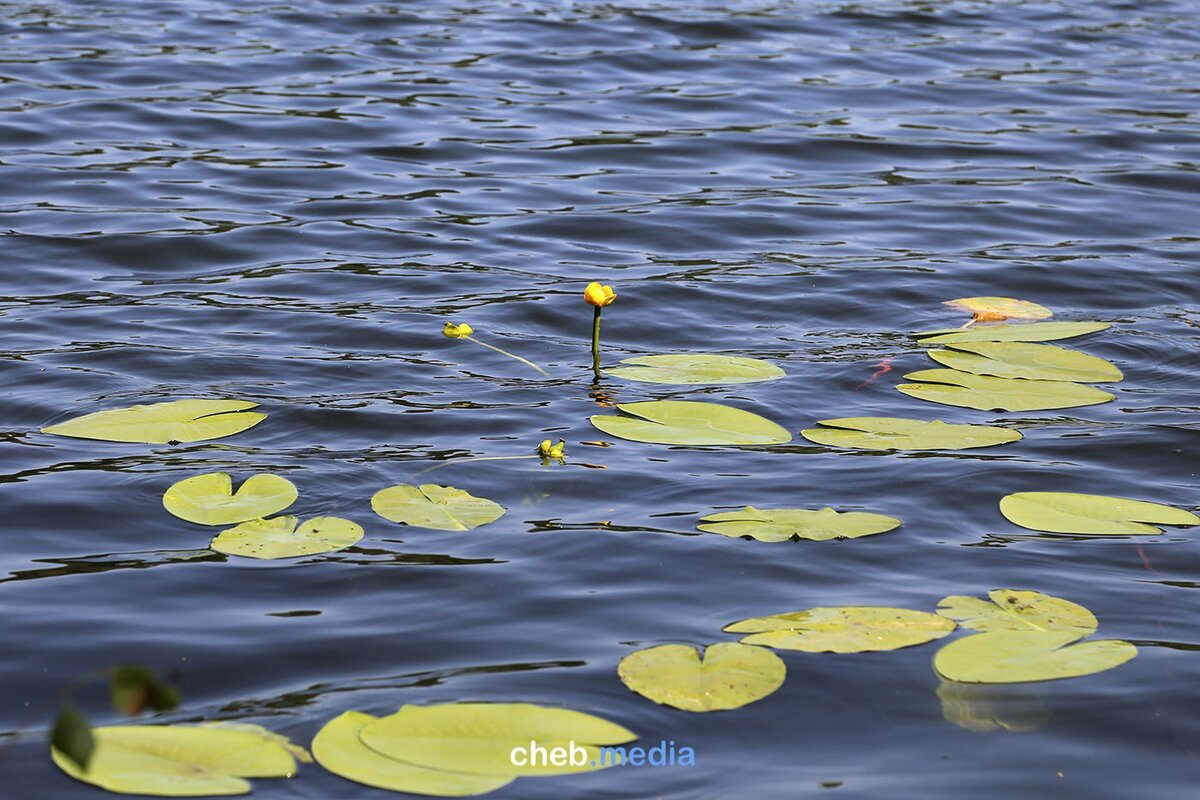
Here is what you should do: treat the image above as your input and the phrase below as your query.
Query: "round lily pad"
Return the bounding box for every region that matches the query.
[41,399,266,444]
[163,473,298,526]
[801,417,1021,451]
[698,506,900,542]
[617,643,785,712]
[897,369,1115,412]
[724,607,956,653]
[912,321,1110,345]
[211,515,363,559]
[928,342,1123,383]
[590,400,792,446]
[937,590,1097,639]
[934,630,1137,684]
[999,492,1200,535]
[606,354,784,385]
[371,484,506,531]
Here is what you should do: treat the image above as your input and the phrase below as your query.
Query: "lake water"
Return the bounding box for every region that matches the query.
[2,0,1199,797]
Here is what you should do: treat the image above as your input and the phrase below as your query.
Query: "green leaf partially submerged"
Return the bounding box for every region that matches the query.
[801,417,1021,451]
[928,342,1123,383]
[937,590,1098,639]
[372,484,506,531]
[51,703,94,772]
[606,354,784,385]
[934,630,1137,684]
[999,492,1200,535]
[725,607,955,653]
[42,399,266,444]
[698,506,900,542]
[913,321,1110,345]
[897,369,1115,411]
[211,516,363,559]
[163,473,298,526]
[617,643,785,712]
[590,401,792,446]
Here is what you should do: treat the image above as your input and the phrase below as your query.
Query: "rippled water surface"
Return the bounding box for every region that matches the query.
[2,0,1199,797]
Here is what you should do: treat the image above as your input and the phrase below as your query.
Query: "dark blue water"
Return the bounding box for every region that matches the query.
[2,1,1199,797]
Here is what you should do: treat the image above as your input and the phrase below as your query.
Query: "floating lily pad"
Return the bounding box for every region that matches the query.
[617,643,785,712]
[51,724,302,796]
[999,492,1200,535]
[357,703,636,777]
[163,473,298,526]
[605,354,784,385]
[912,321,1110,345]
[372,484,506,531]
[590,401,791,446]
[937,590,1097,639]
[934,630,1137,684]
[800,417,1021,451]
[944,297,1052,322]
[211,516,363,559]
[312,711,513,797]
[42,399,266,444]
[897,369,1115,411]
[724,607,956,653]
[698,506,900,542]
[928,342,1122,383]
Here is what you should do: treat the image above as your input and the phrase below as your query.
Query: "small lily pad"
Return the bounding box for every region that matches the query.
[937,590,1097,640]
[934,630,1137,684]
[999,492,1200,535]
[617,643,785,712]
[163,473,298,526]
[944,297,1052,322]
[372,484,506,531]
[913,321,1110,345]
[211,516,363,559]
[928,342,1122,383]
[590,401,792,446]
[42,399,266,444]
[801,417,1021,451]
[698,506,900,542]
[606,354,784,385]
[724,607,956,653]
[897,369,1115,411]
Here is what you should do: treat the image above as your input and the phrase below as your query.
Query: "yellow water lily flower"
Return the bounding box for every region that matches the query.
[443,322,474,339]
[537,439,567,459]
[584,282,616,308]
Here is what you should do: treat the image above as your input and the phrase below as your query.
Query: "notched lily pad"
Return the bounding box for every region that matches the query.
[937,590,1097,639]
[912,321,1110,345]
[897,369,1115,412]
[698,506,900,542]
[163,473,298,526]
[928,342,1122,383]
[725,607,956,653]
[590,400,792,446]
[617,642,785,712]
[999,492,1200,535]
[41,399,266,444]
[606,354,784,385]
[211,516,364,559]
[934,630,1137,684]
[372,484,506,531]
[801,417,1021,451]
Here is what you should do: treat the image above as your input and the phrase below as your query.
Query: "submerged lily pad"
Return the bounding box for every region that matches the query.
[928,342,1122,383]
[913,321,1110,345]
[312,711,513,797]
[944,297,1052,322]
[724,607,956,653]
[42,399,266,444]
[371,484,506,531]
[800,417,1021,451]
[999,492,1200,535]
[590,401,792,446]
[163,473,298,526]
[617,643,785,712]
[937,590,1098,639]
[936,680,1050,733]
[357,703,636,777]
[698,506,900,542]
[605,354,784,385]
[211,516,363,559]
[51,724,303,796]
[897,369,1115,411]
[934,630,1137,684]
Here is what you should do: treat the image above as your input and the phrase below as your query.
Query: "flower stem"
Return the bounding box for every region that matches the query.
[466,337,549,377]
[591,306,602,379]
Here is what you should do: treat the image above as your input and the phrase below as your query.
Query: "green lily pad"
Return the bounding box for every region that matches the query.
[211,516,363,559]
[606,354,784,385]
[42,399,266,444]
[928,342,1123,383]
[999,492,1200,535]
[912,321,1110,345]
[312,711,513,797]
[724,607,956,653]
[590,401,792,446]
[617,643,785,712]
[937,590,1097,640]
[163,473,298,526]
[934,630,1137,684]
[897,369,1115,411]
[51,724,302,796]
[357,703,636,777]
[371,484,506,531]
[698,506,901,542]
[800,417,1021,451]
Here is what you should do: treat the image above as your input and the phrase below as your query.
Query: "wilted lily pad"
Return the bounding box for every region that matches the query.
[372,484,506,531]
[163,473,298,526]
[42,399,266,444]
[357,703,636,777]
[897,369,1115,411]
[724,607,956,653]
[934,630,1137,684]
[617,643,785,712]
[937,590,1098,639]
[606,354,784,385]
[928,342,1123,383]
[801,417,1021,451]
[51,724,303,796]
[312,711,513,797]
[944,297,1052,322]
[913,321,1110,345]
[999,492,1200,535]
[590,401,792,446]
[211,516,363,559]
[698,506,900,542]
